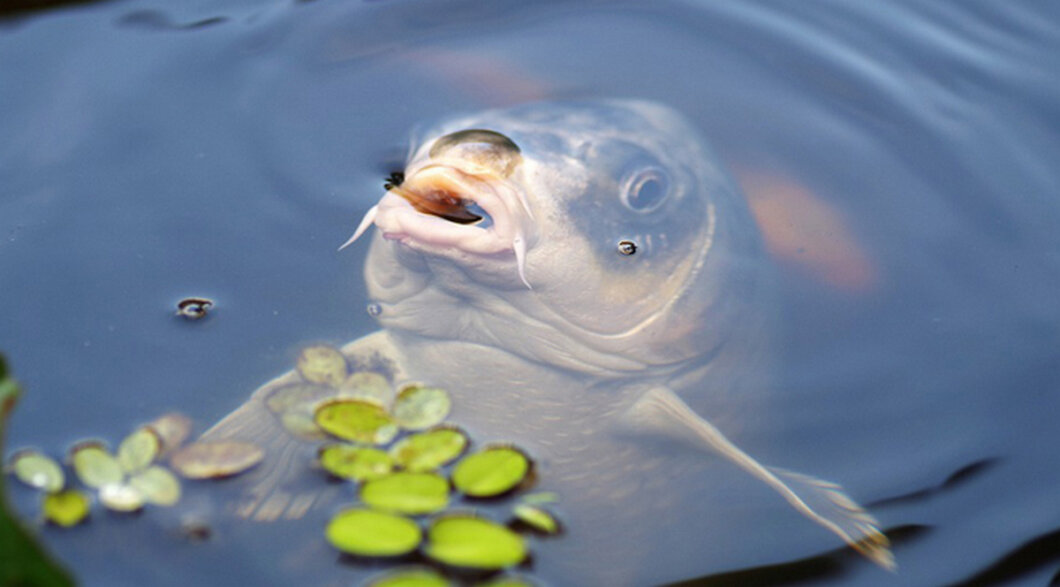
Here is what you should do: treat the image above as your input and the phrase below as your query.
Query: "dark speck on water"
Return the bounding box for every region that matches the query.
[1,1,1059,586]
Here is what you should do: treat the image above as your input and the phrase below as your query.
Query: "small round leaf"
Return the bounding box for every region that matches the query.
[170,441,264,479]
[314,400,398,445]
[425,515,527,569]
[452,447,530,498]
[319,445,393,482]
[389,428,468,472]
[117,427,161,474]
[392,386,451,430]
[325,508,421,557]
[10,450,64,492]
[339,372,392,407]
[128,465,181,506]
[512,504,560,535]
[70,443,123,489]
[367,568,452,587]
[147,412,192,456]
[296,345,348,387]
[99,483,144,512]
[42,489,90,527]
[360,472,449,515]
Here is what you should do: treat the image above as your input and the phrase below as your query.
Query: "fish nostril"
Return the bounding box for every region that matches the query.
[429,129,522,177]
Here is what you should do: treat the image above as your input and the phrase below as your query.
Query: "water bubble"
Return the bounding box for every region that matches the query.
[367,302,383,317]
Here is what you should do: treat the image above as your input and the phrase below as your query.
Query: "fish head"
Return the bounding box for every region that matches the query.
[352,100,763,376]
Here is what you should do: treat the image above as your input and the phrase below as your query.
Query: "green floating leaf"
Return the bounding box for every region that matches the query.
[391,386,451,431]
[128,466,181,506]
[42,490,90,528]
[425,515,527,570]
[367,567,452,587]
[452,447,530,498]
[390,427,468,473]
[147,412,192,457]
[339,372,392,408]
[10,450,64,493]
[70,443,123,489]
[512,504,560,535]
[319,444,393,482]
[169,441,264,480]
[314,400,398,445]
[98,483,144,512]
[325,508,421,557]
[117,427,160,474]
[360,472,449,515]
[296,345,348,387]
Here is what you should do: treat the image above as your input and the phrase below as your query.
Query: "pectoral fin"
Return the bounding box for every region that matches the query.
[623,387,894,571]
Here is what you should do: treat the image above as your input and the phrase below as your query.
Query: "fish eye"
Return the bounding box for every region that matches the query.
[429,129,522,177]
[617,240,637,255]
[621,167,670,213]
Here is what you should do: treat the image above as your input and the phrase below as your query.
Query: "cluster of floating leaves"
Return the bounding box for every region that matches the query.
[273,345,562,584]
[6,411,264,528]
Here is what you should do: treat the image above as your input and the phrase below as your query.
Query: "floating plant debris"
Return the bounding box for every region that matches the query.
[10,449,64,492]
[339,371,392,408]
[296,345,349,387]
[170,441,264,479]
[318,444,393,482]
[176,297,213,320]
[70,443,123,489]
[128,466,181,506]
[424,515,527,570]
[512,504,560,535]
[389,427,468,472]
[452,447,530,498]
[314,399,398,445]
[99,483,144,512]
[147,412,192,456]
[360,472,449,515]
[42,490,90,527]
[325,508,422,557]
[366,567,451,587]
[391,385,451,430]
[117,427,160,474]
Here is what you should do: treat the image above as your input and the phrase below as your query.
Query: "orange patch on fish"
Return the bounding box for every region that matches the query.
[735,169,879,293]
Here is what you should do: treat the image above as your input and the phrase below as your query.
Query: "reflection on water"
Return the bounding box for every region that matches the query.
[1,1,1059,585]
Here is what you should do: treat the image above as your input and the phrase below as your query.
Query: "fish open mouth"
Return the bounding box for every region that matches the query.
[339,161,535,288]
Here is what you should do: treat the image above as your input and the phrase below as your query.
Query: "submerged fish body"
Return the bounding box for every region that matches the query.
[202,100,890,581]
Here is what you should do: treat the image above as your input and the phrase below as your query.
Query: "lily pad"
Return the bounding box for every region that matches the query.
[318,445,393,482]
[389,427,468,472]
[296,345,348,387]
[339,372,392,408]
[512,504,560,535]
[325,508,422,557]
[360,472,449,515]
[117,427,160,474]
[10,450,64,492]
[98,483,144,512]
[146,412,192,457]
[391,386,451,430]
[169,441,264,479]
[70,443,123,489]
[451,447,530,498]
[42,490,90,527]
[424,515,527,570]
[314,400,398,445]
[128,465,181,506]
[476,576,536,587]
[368,568,452,587]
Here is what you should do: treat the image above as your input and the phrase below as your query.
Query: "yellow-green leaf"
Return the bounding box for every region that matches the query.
[70,443,123,489]
[314,400,398,445]
[392,386,450,431]
[424,515,527,569]
[325,508,421,557]
[10,450,64,493]
[338,372,392,408]
[98,483,144,512]
[296,345,348,387]
[451,447,530,498]
[117,427,160,474]
[42,490,90,527]
[318,445,393,482]
[512,503,560,534]
[360,472,449,515]
[128,466,181,506]
[389,428,468,472]
[367,568,452,587]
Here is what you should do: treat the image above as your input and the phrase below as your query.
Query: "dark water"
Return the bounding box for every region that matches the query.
[2,1,1059,585]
